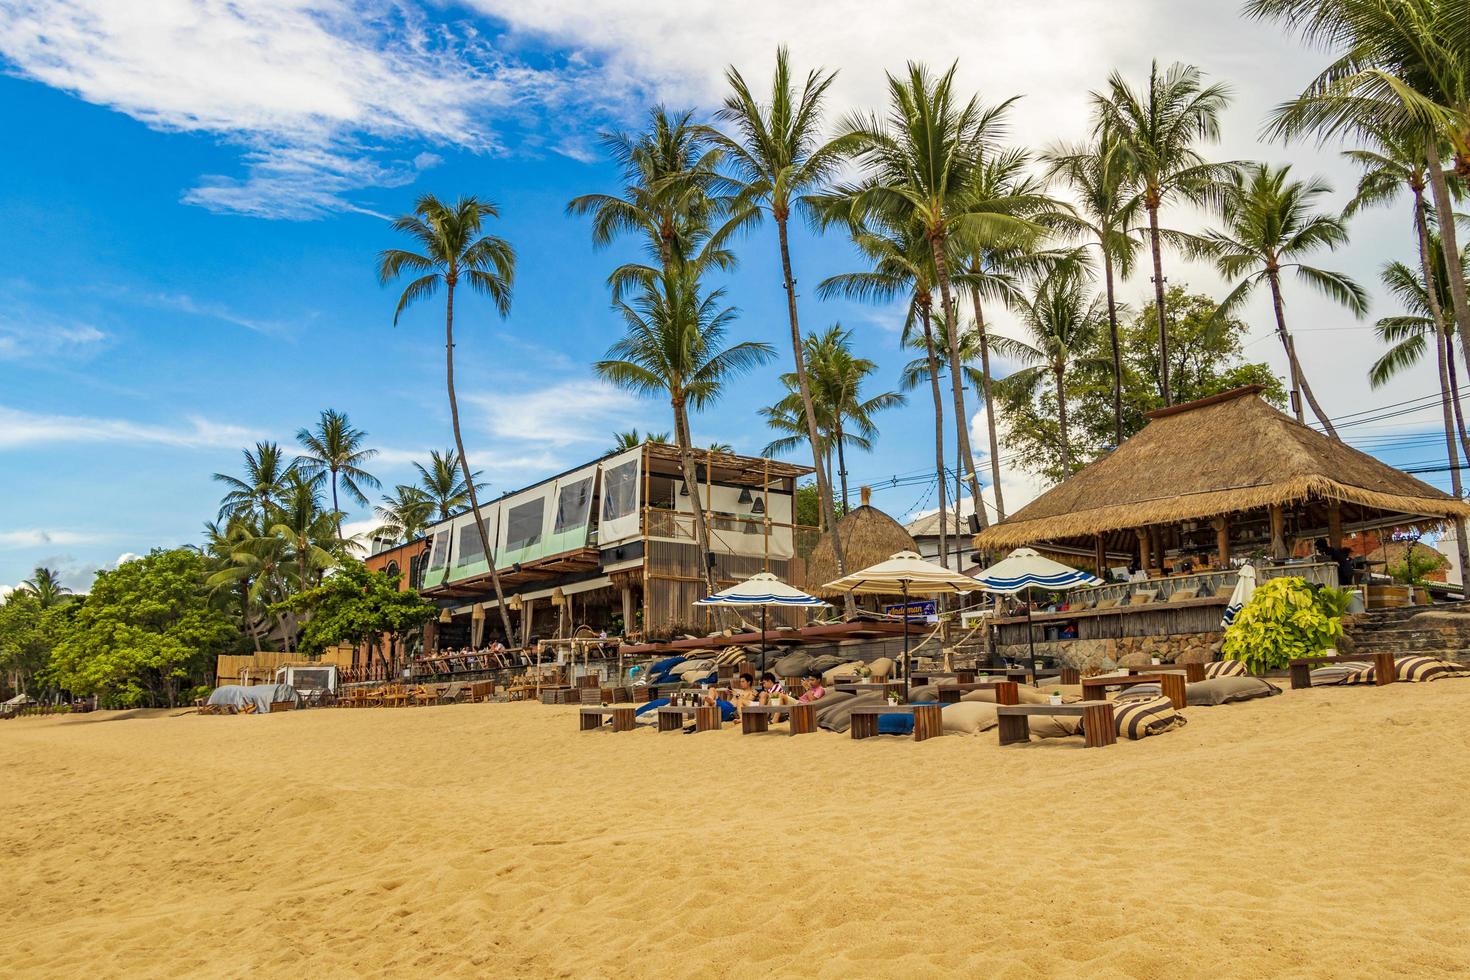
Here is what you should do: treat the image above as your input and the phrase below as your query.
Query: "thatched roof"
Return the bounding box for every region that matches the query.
[975,386,1470,550]
[905,510,968,538]
[801,504,917,597]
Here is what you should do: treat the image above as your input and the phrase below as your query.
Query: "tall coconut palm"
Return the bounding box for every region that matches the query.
[1092,60,1235,406]
[213,441,299,523]
[412,449,484,522]
[1043,134,1143,445]
[378,194,517,642]
[1200,163,1363,437]
[295,408,379,538]
[990,267,1112,473]
[18,567,70,608]
[1247,0,1470,376]
[271,472,347,595]
[708,47,855,576]
[607,429,670,455]
[373,485,435,547]
[816,217,953,565]
[835,63,1038,524]
[596,265,775,594]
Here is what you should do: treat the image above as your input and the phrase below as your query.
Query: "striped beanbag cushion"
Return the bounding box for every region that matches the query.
[1205,659,1249,679]
[1394,656,1470,683]
[1109,696,1187,740]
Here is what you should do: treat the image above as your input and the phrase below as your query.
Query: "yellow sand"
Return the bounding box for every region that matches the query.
[2,683,1468,978]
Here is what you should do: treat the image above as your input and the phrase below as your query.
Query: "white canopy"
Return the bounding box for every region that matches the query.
[821,551,980,596]
[693,572,827,607]
[970,548,1101,595]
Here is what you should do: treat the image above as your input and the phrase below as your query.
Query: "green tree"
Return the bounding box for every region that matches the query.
[0,590,74,697]
[275,560,435,671]
[213,441,299,523]
[17,566,72,609]
[295,409,379,538]
[595,265,775,593]
[1201,162,1363,436]
[606,429,669,455]
[708,47,854,575]
[412,449,484,522]
[379,194,517,643]
[50,549,237,706]
[1092,60,1234,405]
[372,485,435,547]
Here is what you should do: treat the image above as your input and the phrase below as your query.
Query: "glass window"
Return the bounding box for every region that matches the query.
[602,460,638,522]
[506,498,545,552]
[648,475,676,510]
[426,530,449,570]
[553,477,593,534]
[455,522,486,567]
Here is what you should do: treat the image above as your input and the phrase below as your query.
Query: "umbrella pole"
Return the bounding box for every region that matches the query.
[1026,588,1038,687]
[903,580,911,692]
[760,605,767,677]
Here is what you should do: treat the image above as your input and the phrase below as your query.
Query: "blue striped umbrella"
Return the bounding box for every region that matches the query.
[971,548,1102,683]
[694,573,828,672]
[1221,564,1256,628]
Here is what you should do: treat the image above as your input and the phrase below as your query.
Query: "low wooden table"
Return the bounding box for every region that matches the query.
[1081,671,1187,709]
[910,671,976,686]
[834,682,906,698]
[1289,651,1395,689]
[1124,662,1205,683]
[997,702,1116,748]
[579,705,637,732]
[655,704,722,733]
[935,681,1020,705]
[849,703,944,741]
[739,702,816,735]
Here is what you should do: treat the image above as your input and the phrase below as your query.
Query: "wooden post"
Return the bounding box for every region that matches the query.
[1134,528,1148,571]
[1327,500,1343,549]
[522,597,535,648]
[1148,525,1164,574]
[1213,515,1230,569]
[1094,534,1106,579]
[621,584,633,636]
[1269,504,1287,559]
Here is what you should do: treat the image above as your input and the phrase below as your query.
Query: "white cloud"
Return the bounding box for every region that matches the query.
[0,529,101,549]
[0,405,261,450]
[466,379,650,448]
[0,317,106,361]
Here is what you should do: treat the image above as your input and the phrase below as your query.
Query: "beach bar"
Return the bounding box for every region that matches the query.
[974,387,1470,670]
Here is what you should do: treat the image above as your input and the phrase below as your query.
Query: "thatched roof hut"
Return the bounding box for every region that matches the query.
[975,387,1470,563]
[800,487,917,597]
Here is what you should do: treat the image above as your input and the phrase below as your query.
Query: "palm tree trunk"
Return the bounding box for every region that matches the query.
[1266,270,1339,438]
[1447,337,1470,466]
[1055,367,1072,472]
[929,234,986,526]
[330,470,343,539]
[776,216,848,589]
[444,280,516,643]
[968,284,1005,521]
[1147,202,1171,405]
[920,304,950,568]
[672,399,719,595]
[1411,184,1470,468]
[1426,140,1470,378]
[1432,321,1470,582]
[1102,248,1125,446]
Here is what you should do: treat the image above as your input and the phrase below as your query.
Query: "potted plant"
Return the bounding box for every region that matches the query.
[886,692,902,707]
[1048,690,1064,706]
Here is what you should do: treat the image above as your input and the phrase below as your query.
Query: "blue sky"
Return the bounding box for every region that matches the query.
[0,1,1453,591]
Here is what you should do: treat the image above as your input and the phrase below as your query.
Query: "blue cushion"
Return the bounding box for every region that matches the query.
[877,712,914,736]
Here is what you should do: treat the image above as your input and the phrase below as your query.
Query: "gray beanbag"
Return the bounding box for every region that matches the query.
[1185,675,1282,706]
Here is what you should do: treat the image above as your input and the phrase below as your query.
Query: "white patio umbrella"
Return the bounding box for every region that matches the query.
[1221,564,1256,628]
[823,551,981,687]
[693,572,828,674]
[970,548,1102,682]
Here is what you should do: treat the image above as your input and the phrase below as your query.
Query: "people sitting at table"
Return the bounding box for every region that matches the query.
[705,672,758,714]
[757,672,784,704]
[797,671,826,703]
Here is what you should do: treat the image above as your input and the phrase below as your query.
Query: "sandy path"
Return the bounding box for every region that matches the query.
[2,682,1467,978]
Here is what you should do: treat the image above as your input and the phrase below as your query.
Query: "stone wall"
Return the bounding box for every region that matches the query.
[997,630,1224,675]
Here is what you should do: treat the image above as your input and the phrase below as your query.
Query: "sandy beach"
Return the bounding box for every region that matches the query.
[2,684,1468,979]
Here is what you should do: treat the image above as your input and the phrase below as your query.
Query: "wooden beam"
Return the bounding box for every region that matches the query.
[1269,504,1287,559]
[1134,528,1148,570]
[1327,500,1343,549]
[1094,534,1106,578]
[1213,515,1230,569]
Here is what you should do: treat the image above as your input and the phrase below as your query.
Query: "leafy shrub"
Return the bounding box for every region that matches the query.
[1222,576,1352,673]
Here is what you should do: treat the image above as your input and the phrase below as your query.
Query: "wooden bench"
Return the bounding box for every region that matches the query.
[1289,651,1395,689]
[849,703,944,742]
[997,702,1116,749]
[740,703,816,735]
[935,681,1020,705]
[579,705,637,732]
[1081,671,1187,709]
[655,704,722,733]
[834,682,907,698]
[1124,662,1206,683]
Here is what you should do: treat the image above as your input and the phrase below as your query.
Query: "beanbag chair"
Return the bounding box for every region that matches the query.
[1186,676,1281,706]
[941,701,999,735]
[815,692,878,733]
[1394,656,1470,682]
[1204,659,1249,679]
[773,651,815,679]
[1312,661,1372,686]
[1026,714,1082,738]
[867,657,896,681]
[1114,683,1162,703]
[822,661,863,686]
[1111,696,1187,739]
[677,658,715,677]
[961,684,1055,705]
[808,654,847,675]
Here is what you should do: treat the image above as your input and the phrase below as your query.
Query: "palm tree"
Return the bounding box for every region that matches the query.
[18,567,70,608]
[1043,134,1142,445]
[897,309,986,529]
[1247,0,1470,376]
[991,267,1111,472]
[708,47,854,574]
[1200,163,1364,437]
[802,325,904,510]
[271,472,346,595]
[213,441,298,522]
[835,63,1038,523]
[378,194,517,642]
[412,449,484,522]
[295,409,379,538]
[607,429,670,455]
[595,265,775,594]
[1092,60,1235,405]
[373,485,435,547]
[816,216,952,565]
